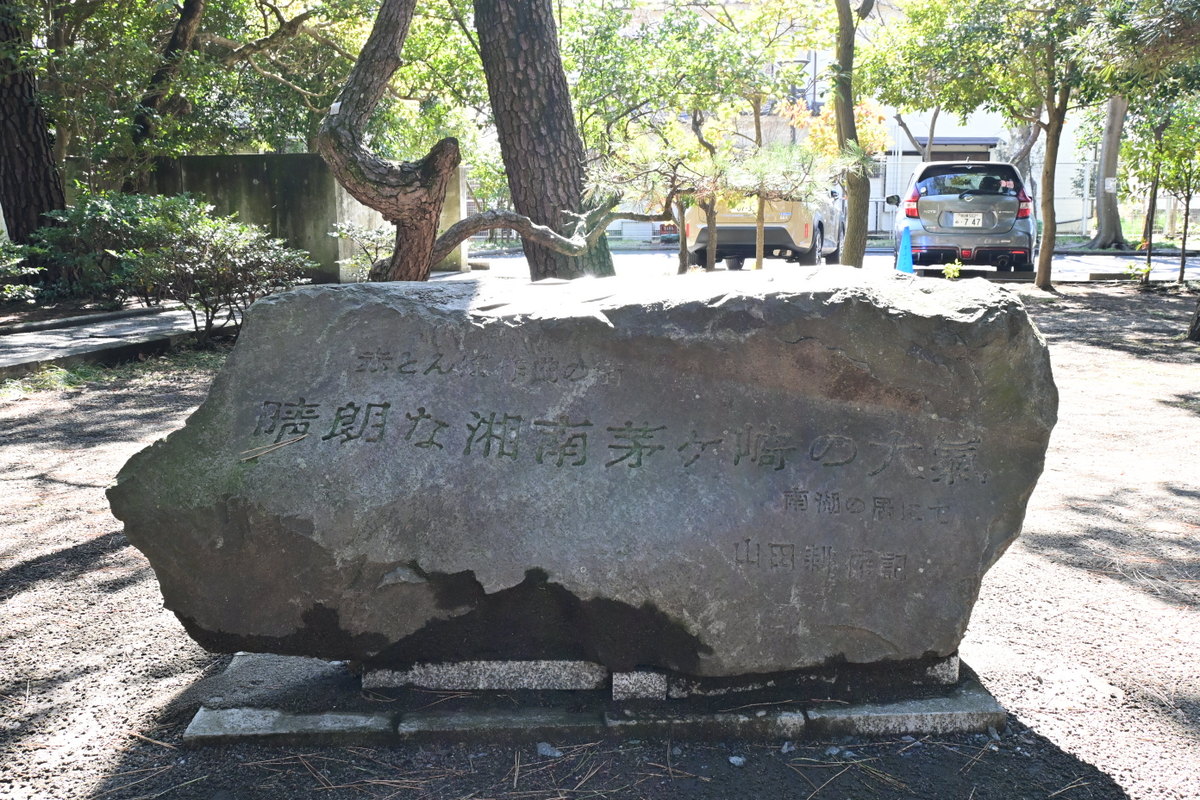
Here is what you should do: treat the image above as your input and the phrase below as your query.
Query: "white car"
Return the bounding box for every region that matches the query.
[683,190,847,270]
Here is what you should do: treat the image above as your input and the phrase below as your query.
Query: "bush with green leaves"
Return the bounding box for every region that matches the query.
[130,216,314,340]
[26,192,215,305]
[0,240,44,304]
[15,191,314,338]
[328,221,393,282]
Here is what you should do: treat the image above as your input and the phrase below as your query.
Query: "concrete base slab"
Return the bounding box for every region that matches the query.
[605,709,807,740]
[180,654,1005,746]
[397,709,605,740]
[806,679,1005,737]
[184,706,395,745]
[365,660,607,691]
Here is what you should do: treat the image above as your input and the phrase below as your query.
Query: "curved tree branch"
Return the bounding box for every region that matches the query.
[315,0,461,281]
[428,194,678,268]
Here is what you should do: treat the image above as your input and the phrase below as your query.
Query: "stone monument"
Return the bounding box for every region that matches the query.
[109,270,1057,680]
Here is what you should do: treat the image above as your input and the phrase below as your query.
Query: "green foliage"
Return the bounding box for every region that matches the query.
[25,192,214,305]
[130,215,314,339]
[942,259,963,280]
[1125,260,1153,282]
[19,191,312,337]
[329,222,394,282]
[0,241,45,303]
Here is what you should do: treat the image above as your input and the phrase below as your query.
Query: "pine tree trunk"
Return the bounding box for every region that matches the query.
[316,0,460,282]
[473,0,613,280]
[1188,299,1200,342]
[0,0,65,245]
[1086,95,1129,250]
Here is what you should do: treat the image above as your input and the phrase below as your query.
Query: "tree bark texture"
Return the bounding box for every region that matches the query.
[833,0,870,269]
[316,0,460,281]
[131,0,207,147]
[0,0,65,245]
[474,0,613,280]
[1086,95,1129,250]
[1179,194,1190,283]
[1035,83,1072,291]
[1188,299,1200,342]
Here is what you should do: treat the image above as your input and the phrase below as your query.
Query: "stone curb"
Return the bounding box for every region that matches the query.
[182,678,1006,747]
[0,303,182,336]
[0,321,237,381]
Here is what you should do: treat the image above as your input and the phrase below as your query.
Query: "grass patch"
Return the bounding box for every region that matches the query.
[1,342,231,399]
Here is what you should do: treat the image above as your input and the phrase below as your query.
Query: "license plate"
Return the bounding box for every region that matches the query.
[953,212,983,227]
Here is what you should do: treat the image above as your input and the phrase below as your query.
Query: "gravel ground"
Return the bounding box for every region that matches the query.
[1,281,1198,800]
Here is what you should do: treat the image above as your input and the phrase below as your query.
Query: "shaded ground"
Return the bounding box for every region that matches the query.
[1,282,1198,799]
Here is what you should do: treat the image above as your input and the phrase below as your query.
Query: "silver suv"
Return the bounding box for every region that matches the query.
[886,161,1037,272]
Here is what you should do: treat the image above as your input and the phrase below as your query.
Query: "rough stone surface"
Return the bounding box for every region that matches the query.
[364,660,608,690]
[183,707,394,745]
[805,679,1007,737]
[612,670,669,701]
[108,270,1057,677]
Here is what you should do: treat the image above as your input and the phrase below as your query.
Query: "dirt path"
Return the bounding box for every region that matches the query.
[1,282,1197,799]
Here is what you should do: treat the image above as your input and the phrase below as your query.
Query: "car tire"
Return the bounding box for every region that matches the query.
[725,257,745,271]
[688,249,706,267]
[799,226,823,266]
[825,225,843,264]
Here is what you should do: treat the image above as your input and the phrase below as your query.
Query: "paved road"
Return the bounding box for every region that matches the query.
[458,249,1200,283]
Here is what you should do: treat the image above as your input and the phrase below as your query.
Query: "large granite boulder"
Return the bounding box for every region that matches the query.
[108,270,1057,677]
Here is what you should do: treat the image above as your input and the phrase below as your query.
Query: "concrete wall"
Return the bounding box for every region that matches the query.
[151,154,469,283]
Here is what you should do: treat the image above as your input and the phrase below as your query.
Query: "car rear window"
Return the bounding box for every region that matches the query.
[915,165,1023,197]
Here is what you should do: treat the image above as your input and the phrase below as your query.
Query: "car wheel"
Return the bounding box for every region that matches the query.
[688,249,706,267]
[799,226,823,266]
[725,257,745,271]
[824,225,843,264]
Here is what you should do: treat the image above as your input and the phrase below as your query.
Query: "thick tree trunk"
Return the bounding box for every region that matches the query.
[0,0,65,245]
[1086,95,1129,250]
[833,0,871,268]
[316,0,460,282]
[1188,299,1200,342]
[474,0,613,280]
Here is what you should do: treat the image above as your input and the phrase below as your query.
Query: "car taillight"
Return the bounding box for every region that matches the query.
[903,188,920,219]
[685,222,691,239]
[1017,188,1033,219]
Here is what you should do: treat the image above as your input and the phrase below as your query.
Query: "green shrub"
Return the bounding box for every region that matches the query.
[130,216,314,340]
[28,192,214,305]
[329,221,393,282]
[18,191,314,339]
[0,240,45,304]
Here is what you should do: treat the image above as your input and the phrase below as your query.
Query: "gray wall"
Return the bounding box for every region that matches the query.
[151,154,385,284]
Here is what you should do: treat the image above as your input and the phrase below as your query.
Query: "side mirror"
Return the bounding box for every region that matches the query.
[885,195,900,206]
[830,187,841,199]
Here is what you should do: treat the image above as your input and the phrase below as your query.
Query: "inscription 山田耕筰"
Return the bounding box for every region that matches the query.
[109,271,1057,677]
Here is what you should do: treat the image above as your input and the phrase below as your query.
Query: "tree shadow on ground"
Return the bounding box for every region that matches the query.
[0,387,205,450]
[0,530,128,597]
[1024,286,1199,363]
[1162,391,1200,417]
[1021,485,1200,610]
